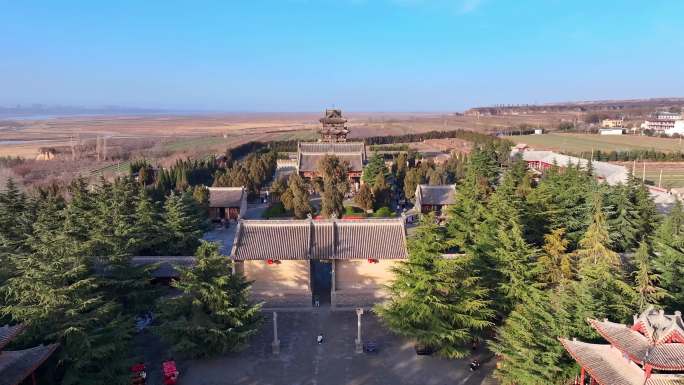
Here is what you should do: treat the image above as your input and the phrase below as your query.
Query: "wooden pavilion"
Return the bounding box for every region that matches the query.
[318,108,349,142]
[561,307,684,385]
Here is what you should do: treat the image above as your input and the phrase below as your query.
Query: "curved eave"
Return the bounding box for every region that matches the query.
[590,319,684,371]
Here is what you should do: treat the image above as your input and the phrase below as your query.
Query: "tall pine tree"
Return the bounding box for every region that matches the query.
[153,242,262,358]
[376,215,493,358]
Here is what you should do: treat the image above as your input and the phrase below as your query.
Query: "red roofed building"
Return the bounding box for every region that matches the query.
[0,324,58,385]
[561,307,684,385]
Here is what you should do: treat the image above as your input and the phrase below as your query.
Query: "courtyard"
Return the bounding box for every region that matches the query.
[179,309,496,385]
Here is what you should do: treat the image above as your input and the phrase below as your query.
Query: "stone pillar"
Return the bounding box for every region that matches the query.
[355,308,364,353]
[331,260,337,309]
[272,312,280,355]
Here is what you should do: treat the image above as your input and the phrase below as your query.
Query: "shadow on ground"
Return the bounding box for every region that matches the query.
[179,310,496,385]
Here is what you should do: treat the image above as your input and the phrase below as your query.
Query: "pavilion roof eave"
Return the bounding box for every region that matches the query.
[589,318,684,370]
[0,343,59,385]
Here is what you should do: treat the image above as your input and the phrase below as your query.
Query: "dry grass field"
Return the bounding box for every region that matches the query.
[506,133,684,154]
[0,110,634,188]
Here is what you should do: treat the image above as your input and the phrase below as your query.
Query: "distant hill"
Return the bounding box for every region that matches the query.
[0,104,168,119]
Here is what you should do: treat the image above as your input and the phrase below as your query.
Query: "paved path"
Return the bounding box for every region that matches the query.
[180,309,495,385]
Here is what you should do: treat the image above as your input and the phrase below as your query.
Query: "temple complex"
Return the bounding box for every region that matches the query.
[297,109,367,187]
[561,307,684,385]
[0,324,58,385]
[229,217,408,308]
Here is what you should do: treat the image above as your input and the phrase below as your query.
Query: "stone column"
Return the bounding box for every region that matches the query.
[272,312,280,355]
[355,308,363,354]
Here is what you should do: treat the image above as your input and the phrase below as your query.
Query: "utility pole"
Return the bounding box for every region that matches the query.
[355,308,364,354]
[103,136,108,160]
[643,162,646,182]
[659,169,663,188]
[272,312,280,355]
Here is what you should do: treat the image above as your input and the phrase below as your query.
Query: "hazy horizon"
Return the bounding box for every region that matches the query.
[2,0,683,112]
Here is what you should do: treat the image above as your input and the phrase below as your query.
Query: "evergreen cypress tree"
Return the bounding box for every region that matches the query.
[1,190,134,385]
[403,168,422,200]
[526,164,592,248]
[353,183,374,212]
[572,193,637,334]
[606,183,639,252]
[445,161,489,251]
[153,242,262,358]
[490,288,577,385]
[362,153,388,185]
[628,174,660,242]
[371,172,391,209]
[632,240,668,311]
[0,178,32,284]
[376,215,493,358]
[486,186,539,313]
[318,155,349,218]
[281,173,312,219]
[537,228,573,287]
[654,200,684,309]
[130,187,167,255]
[163,190,206,255]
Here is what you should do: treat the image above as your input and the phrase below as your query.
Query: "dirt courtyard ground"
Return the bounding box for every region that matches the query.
[179,310,496,385]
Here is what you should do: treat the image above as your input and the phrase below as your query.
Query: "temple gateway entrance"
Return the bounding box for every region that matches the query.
[310,259,332,306]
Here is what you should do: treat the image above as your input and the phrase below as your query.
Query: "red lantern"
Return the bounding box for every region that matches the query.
[267,259,274,265]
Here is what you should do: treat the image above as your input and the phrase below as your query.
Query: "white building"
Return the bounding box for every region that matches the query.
[643,111,682,133]
[653,111,681,121]
[642,119,676,133]
[599,128,624,135]
[664,120,684,136]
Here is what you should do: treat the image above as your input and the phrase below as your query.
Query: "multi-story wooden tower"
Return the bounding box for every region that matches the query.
[318,109,349,142]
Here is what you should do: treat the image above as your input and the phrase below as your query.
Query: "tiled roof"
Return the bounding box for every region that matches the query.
[336,220,407,259]
[208,187,246,208]
[416,184,457,206]
[131,256,196,278]
[590,319,684,370]
[0,325,25,351]
[298,153,364,173]
[230,218,408,260]
[560,339,684,385]
[0,344,59,385]
[298,142,365,155]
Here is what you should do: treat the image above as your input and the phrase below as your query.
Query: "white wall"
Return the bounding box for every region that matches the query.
[665,120,684,136]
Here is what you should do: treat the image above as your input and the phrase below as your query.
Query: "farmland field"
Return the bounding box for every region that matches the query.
[614,161,684,189]
[506,133,684,153]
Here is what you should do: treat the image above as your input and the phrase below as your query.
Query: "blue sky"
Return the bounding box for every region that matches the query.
[1,0,683,112]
